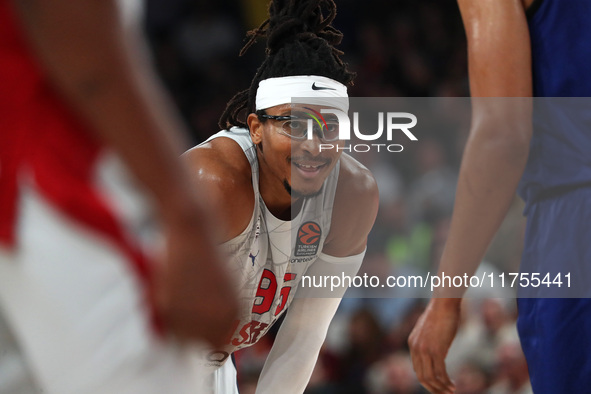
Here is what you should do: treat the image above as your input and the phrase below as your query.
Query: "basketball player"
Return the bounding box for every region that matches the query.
[409,0,591,393]
[0,0,238,393]
[184,1,379,392]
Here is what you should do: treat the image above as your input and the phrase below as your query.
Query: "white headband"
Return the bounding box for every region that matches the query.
[255,75,349,113]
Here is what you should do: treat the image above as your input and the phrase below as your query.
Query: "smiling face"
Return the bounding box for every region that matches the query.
[248,103,344,201]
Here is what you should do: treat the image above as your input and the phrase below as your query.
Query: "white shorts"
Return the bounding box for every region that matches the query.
[202,360,239,394]
[0,164,205,393]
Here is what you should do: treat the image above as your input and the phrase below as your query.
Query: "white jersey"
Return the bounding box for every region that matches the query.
[200,128,340,368]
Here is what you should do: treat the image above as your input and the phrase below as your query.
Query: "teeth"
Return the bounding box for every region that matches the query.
[296,163,321,170]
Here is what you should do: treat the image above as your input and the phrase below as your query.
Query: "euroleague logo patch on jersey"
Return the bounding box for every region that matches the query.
[295,221,322,257]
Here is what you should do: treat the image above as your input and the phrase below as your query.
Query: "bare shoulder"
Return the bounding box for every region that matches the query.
[183,136,255,242]
[336,154,379,205]
[323,154,379,257]
[183,137,251,193]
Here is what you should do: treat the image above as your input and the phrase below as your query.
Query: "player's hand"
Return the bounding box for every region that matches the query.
[408,298,461,394]
[153,206,239,348]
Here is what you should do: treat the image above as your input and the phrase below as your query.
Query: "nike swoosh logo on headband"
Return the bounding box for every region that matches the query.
[312,82,336,91]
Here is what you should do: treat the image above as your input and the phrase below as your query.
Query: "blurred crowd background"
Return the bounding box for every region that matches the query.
[143,0,530,393]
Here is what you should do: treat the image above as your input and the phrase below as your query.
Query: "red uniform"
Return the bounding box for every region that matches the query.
[0,2,203,392]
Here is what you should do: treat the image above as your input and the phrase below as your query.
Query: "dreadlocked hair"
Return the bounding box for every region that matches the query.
[218,0,356,130]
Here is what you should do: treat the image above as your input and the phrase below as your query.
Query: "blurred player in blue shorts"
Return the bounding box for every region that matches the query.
[409,0,591,393]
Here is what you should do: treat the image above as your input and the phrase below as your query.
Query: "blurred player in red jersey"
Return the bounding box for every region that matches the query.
[0,0,238,392]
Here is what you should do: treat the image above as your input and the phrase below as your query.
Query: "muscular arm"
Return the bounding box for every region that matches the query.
[408,0,533,392]
[430,0,533,294]
[10,0,238,346]
[256,155,379,393]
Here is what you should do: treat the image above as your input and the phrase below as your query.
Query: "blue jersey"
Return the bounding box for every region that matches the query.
[516,2,591,393]
[517,0,591,206]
